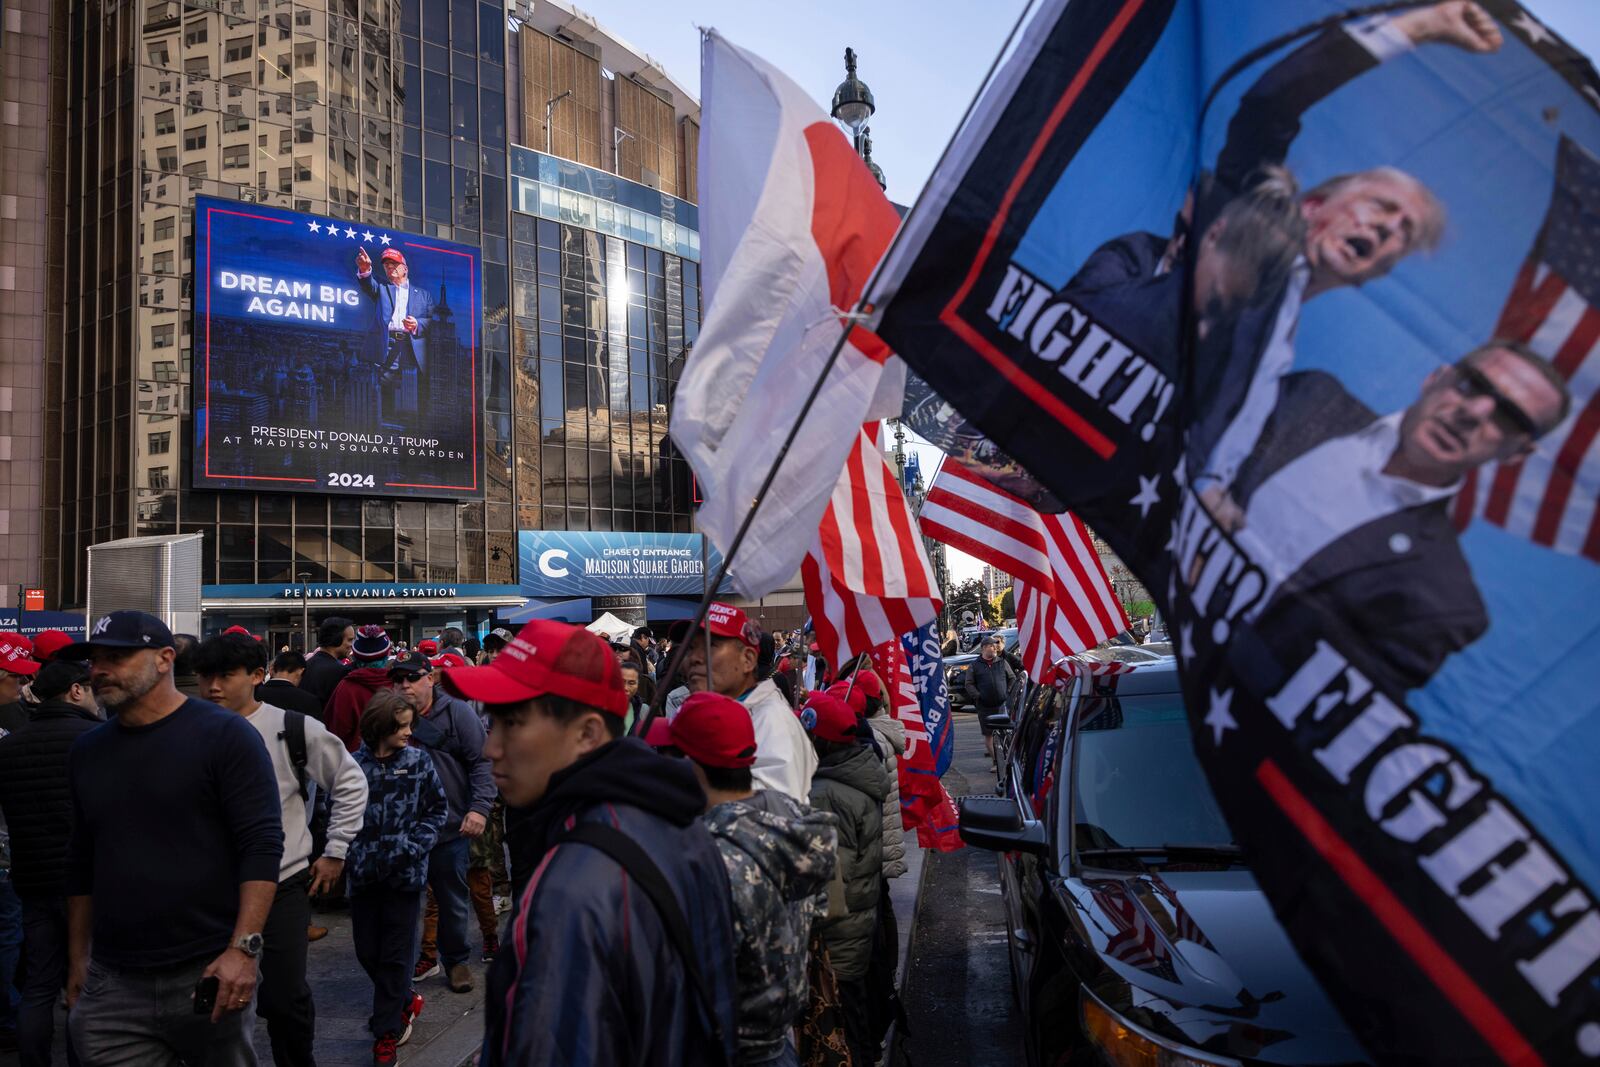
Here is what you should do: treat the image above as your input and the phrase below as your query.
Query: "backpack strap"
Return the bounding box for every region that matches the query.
[558,821,730,1066]
[279,710,310,802]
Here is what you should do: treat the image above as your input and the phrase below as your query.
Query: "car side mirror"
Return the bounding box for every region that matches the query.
[959,795,1048,855]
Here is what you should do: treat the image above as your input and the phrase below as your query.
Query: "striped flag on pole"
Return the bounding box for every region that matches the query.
[802,427,942,668]
[922,458,1126,677]
[1453,136,1600,562]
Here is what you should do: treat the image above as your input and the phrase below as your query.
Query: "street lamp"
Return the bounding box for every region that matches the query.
[298,571,311,654]
[831,47,875,151]
[545,89,573,154]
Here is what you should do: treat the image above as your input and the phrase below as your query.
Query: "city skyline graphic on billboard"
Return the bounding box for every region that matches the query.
[192,195,482,499]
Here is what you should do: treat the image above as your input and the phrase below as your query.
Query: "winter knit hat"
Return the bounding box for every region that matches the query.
[351,625,393,662]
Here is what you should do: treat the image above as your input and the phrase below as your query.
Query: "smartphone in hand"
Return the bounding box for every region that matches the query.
[193,974,220,1015]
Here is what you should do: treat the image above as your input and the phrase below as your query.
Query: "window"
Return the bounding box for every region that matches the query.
[225,37,252,63]
[152,251,174,275]
[148,43,170,67]
[223,113,250,134]
[148,467,171,490]
[223,144,249,169]
[149,431,172,456]
[153,362,178,383]
[151,323,175,347]
[154,109,176,135]
[183,21,208,46]
[153,216,175,241]
[156,151,179,172]
[184,126,207,151]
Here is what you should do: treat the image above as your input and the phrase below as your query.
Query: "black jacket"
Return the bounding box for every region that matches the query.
[487,739,738,1066]
[299,650,352,717]
[257,678,324,720]
[963,656,1016,710]
[0,700,102,899]
[1232,372,1487,697]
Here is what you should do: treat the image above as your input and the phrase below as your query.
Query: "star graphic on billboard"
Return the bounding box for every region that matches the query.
[362,230,375,242]
[344,227,356,238]
[307,220,321,233]
[378,234,392,246]
[325,225,340,240]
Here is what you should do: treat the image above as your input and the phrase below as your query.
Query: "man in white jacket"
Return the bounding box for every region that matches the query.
[195,633,368,1067]
[674,603,816,803]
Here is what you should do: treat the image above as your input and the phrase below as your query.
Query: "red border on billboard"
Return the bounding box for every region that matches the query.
[198,203,481,495]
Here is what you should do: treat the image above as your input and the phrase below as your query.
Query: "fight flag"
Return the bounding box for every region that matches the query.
[870,0,1600,1062]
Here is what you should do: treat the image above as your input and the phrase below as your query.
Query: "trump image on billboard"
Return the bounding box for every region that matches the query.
[192,195,481,498]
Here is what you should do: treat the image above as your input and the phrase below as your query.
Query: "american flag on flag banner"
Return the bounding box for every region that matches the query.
[801,427,942,668]
[921,459,1126,677]
[1453,135,1600,562]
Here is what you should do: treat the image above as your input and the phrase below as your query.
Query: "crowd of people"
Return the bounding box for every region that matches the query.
[0,603,914,1066]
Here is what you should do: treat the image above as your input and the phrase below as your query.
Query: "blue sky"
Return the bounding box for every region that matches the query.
[571,0,1600,585]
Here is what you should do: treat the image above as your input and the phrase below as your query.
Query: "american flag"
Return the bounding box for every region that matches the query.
[802,427,942,668]
[1453,135,1600,561]
[921,459,1126,678]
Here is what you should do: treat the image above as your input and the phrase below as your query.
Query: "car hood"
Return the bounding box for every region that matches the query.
[945,654,977,668]
[1065,868,1371,1065]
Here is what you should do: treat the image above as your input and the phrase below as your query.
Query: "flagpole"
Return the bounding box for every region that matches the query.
[638,2,1044,736]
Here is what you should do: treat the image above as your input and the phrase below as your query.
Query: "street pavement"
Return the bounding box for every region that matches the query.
[895,711,1027,1066]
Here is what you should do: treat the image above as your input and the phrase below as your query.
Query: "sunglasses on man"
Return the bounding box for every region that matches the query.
[1451,363,1540,438]
[390,671,428,685]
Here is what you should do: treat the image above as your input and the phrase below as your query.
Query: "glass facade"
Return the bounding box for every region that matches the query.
[509,149,700,536]
[50,0,515,606]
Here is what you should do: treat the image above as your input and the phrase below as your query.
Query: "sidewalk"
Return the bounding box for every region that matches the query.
[288,906,491,1067]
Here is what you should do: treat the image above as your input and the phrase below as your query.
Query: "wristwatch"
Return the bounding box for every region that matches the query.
[232,933,264,958]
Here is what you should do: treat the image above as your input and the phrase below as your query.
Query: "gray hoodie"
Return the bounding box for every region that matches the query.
[704,790,838,1064]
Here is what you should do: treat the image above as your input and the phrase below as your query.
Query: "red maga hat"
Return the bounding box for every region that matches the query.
[441,620,627,717]
[662,692,758,769]
[417,639,440,656]
[380,248,406,264]
[668,602,759,651]
[800,690,861,744]
[0,632,41,677]
[31,629,74,663]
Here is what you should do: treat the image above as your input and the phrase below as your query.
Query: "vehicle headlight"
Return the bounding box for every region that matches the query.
[1081,994,1239,1067]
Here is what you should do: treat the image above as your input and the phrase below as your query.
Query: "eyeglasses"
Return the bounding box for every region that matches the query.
[1452,363,1540,438]
[391,671,427,684]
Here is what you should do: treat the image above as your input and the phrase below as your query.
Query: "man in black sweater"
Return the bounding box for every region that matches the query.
[299,617,355,716]
[0,659,100,1067]
[59,611,283,1064]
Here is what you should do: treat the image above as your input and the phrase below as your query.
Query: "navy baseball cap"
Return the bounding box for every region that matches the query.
[57,610,176,660]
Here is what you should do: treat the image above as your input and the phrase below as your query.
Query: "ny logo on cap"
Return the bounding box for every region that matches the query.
[92,615,112,635]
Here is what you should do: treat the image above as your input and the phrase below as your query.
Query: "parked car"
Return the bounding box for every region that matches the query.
[958,659,1370,1066]
[945,627,1020,710]
[1080,642,1172,667]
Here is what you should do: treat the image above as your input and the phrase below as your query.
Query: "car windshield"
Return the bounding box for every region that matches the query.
[1071,687,1234,855]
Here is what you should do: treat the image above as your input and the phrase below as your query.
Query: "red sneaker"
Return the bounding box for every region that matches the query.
[413,956,440,981]
[399,990,425,1046]
[373,1033,398,1066]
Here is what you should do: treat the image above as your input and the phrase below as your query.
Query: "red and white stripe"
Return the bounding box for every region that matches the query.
[803,427,942,668]
[922,459,1126,676]
[672,30,906,598]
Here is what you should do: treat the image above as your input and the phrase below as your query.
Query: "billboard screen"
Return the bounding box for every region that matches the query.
[192,195,481,498]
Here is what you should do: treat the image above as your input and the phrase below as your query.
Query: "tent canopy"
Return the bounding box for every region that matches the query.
[585,612,636,642]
